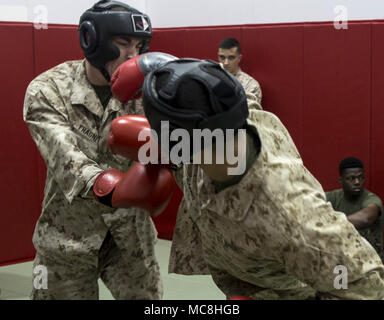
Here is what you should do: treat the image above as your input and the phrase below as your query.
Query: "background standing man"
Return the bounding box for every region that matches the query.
[218,37,263,110]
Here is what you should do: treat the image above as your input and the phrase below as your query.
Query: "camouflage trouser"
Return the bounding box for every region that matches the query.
[31,230,163,300]
[207,264,316,300]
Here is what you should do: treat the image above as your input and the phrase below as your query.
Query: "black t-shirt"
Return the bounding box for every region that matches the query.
[92,84,112,109]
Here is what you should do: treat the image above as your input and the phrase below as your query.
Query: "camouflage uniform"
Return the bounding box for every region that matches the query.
[169,96,384,300]
[235,68,262,110]
[23,60,162,300]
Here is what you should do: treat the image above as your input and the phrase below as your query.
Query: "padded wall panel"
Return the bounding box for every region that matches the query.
[33,24,83,76]
[0,23,38,265]
[371,23,384,201]
[242,25,304,150]
[184,26,242,60]
[302,24,371,191]
[151,28,188,58]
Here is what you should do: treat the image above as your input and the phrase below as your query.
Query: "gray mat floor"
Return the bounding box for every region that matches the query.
[0,239,225,300]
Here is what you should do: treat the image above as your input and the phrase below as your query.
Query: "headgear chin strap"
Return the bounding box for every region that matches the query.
[79,0,152,81]
[142,59,249,140]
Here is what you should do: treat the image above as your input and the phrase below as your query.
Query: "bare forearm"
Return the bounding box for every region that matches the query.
[346,205,379,230]
[347,214,371,229]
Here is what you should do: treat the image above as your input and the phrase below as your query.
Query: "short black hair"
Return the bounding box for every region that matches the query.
[339,157,364,175]
[218,38,241,53]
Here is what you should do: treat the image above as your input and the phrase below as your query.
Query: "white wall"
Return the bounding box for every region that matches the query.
[0,0,383,27]
[0,0,147,24]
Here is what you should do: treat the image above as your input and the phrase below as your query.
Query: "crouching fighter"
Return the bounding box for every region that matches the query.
[113,57,384,300]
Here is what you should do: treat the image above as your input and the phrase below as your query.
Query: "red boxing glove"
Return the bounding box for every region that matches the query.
[108,115,159,163]
[111,52,177,102]
[93,162,176,217]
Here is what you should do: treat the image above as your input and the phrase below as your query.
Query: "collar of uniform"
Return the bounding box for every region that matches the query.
[70,60,104,118]
[234,68,243,78]
[106,94,126,114]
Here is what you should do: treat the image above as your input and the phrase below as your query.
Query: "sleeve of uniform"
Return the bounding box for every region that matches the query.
[168,165,211,275]
[242,77,262,110]
[246,93,262,112]
[173,167,184,190]
[249,78,262,105]
[23,79,103,203]
[168,197,211,275]
[325,190,336,208]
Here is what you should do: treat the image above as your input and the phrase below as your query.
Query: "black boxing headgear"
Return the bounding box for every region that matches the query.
[142,59,249,142]
[79,1,152,79]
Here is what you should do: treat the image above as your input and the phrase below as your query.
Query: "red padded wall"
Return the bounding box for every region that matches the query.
[0,23,37,265]
[242,25,304,150]
[149,28,188,57]
[371,23,384,202]
[34,24,84,77]
[301,23,372,191]
[185,26,242,60]
[2,20,384,265]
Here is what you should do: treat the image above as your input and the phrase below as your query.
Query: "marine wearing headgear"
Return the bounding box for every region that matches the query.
[79,0,152,81]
